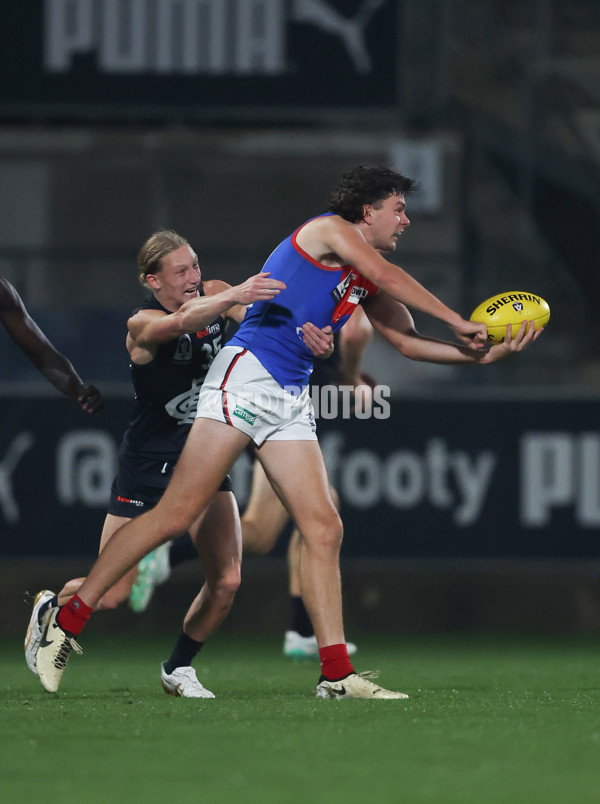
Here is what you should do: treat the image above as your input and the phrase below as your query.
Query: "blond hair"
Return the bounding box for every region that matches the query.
[137,230,190,288]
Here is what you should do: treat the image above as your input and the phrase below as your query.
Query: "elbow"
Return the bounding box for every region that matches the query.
[395,334,425,361]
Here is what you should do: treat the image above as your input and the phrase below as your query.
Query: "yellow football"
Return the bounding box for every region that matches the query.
[470,291,550,344]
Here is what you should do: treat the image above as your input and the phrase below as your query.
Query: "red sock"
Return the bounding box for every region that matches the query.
[319,643,354,681]
[57,595,93,636]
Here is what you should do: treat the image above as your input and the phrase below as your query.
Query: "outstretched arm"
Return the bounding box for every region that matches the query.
[0,278,102,412]
[128,272,286,349]
[363,292,542,365]
[300,215,488,345]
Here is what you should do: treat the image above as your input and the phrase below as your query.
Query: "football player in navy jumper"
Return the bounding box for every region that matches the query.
[26,230,291,697]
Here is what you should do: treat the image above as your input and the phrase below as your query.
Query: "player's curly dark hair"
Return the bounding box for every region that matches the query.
[328,164,418,223]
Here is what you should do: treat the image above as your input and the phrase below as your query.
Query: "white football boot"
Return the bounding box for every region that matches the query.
[24,589,56,677]
[160,663,215,699]
[316,671,408,700]
[36,608,83,693]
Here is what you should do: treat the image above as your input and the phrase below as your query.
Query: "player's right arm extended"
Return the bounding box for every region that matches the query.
[130,272,286,347]
[325,218,486,345]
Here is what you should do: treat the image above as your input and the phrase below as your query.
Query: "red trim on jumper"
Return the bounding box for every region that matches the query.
[220,348,247,425]
[291,219,353,274]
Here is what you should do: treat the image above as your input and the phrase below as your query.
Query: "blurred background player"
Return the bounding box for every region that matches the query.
[25,230,288,696]
[128,306,376,660]
[3,274,104,674]
[1,276,102,414]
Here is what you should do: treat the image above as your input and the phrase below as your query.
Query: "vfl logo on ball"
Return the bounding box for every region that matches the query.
[512,302,524,312]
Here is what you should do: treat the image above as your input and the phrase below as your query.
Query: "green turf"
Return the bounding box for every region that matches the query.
[1,632,599,803]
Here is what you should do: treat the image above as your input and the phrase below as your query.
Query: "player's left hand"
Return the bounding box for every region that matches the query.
[77,384,104,413]
[450,317,488,348]
[479,321,543,362]
[302,322,334,359]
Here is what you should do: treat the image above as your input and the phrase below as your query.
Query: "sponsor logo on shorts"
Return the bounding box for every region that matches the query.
[233,405,257,426]
[117,495,145,507]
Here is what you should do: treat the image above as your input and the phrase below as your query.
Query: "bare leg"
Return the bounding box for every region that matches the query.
[287,528,302,597]
[257,440,345,648]
[287,485,339,597]
[241,458,290,554]
[75,419,250,609]
[182,491,242,642]
[57,514,139,610]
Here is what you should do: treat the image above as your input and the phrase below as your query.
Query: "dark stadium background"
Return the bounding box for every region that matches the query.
[1,0,599,635]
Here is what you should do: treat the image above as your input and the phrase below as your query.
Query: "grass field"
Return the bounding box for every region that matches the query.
[1,631,599,803]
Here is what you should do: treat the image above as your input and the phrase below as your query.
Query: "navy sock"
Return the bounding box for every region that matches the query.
[163,632,203,674]
[168,533,198,569]
[289,595,314,638]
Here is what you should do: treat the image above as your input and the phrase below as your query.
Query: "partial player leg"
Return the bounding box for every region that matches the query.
[256,440,346,650]
[160,490,242,698]
[284,505,357,660]
[181,490,242,643]
[26,514,138,678]
[129,532,199,613]
[258,439,405,699]
[53,515,143,610]
[240,458,319,658]
[241,458,290,554]
[36,419,250,693]
[283,527,320,659]
[73,420,248,611]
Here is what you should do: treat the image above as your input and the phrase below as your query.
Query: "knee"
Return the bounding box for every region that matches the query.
[213,562,242,602]
[325,516,344,551]
[304,513,343,555]
[223,563,242,597]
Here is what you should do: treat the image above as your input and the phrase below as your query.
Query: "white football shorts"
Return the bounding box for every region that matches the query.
[195,346,317,446]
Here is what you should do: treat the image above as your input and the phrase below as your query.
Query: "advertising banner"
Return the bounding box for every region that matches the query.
[1,395,599,558]
[0,0,398,120]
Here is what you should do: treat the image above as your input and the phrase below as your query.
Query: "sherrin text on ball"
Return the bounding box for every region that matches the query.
[470,291,550,344]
